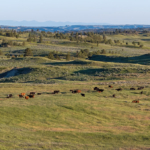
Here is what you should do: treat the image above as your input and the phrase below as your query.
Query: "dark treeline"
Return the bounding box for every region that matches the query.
[0,28,147,48]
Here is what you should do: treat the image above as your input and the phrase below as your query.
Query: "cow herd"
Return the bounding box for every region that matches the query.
[5,85,144,103]
[7,92,42,99]
[93,85,144,103]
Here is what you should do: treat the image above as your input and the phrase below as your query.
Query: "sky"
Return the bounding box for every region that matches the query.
[1,0,150,24]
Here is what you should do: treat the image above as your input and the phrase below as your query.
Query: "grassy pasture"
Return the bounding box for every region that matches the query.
[0,83,150,149]
[0,32,150,149]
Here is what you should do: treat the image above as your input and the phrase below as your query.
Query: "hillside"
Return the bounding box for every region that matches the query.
[0,29,150,149]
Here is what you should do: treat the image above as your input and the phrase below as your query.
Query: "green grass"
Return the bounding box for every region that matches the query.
[0,83,150,149]
[0,32,150,149]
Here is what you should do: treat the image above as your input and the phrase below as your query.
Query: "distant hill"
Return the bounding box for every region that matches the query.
[0,22,150,32]
[0,20,110,27]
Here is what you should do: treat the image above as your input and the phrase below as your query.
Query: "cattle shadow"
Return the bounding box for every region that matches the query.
[89,54,150,65]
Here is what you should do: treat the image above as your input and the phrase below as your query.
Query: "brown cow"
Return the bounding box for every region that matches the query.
[132,100,139,103]
[141,91,143,94]
[37,93,42,95]
[21,93,26,96]
[109,85,113,88]
[72,90,81,94]
[76,90,81,93]
[25,96,29,99]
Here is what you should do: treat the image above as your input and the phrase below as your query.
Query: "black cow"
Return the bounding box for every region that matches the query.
[94,87,99,91]
[6,94,13,98]
[53,90,60,94]
[130,88,135,90]
[113,94,116,98]
[30,92,36,95]
[116,88,122,91]
[81,93,85,97]
[28,94,35,98]
[138,87,144,90]
[98,89,104,93]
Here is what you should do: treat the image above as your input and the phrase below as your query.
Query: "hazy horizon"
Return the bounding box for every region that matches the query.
[0,20,150,27]
[1,0,150,25]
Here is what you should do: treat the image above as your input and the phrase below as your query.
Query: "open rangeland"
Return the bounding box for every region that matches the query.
[0,29,150,149]
[0,81,150,149]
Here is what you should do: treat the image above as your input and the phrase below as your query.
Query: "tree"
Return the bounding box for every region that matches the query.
[101,49,106,54]
[70,36,73,41]
[0,50,2,55]
[56,54,60,60]
[39,35,43,43]
[66,53,70,61]
[103,34,106,41]
[7,54,10,58]
[24,48,33,56]
[132,41,136,46]
[22,41,26,46]
[97,41,99,47]
[48,52,54,59]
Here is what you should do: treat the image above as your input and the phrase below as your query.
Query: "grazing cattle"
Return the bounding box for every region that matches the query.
[70,90,73,92]
[30,92,36,95]
[116,88,122,91]
[109,85,113,88]
[72,90,81,94]
[113,94,116,98]
[53,90,60,94]
[130,88,135,90]
[18,95,24,98]
[138,87,144,90]
[37,93,42,95]
[94,87,99,91]
[98,89,104,92]
[6,94,13,98]
[141,91,143,94]
[28,95,34,98]
[25,96,29,99]
[132,100,139,103]
[76,90,81,93]
[81,93,85,97]
[21,93,26,96]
